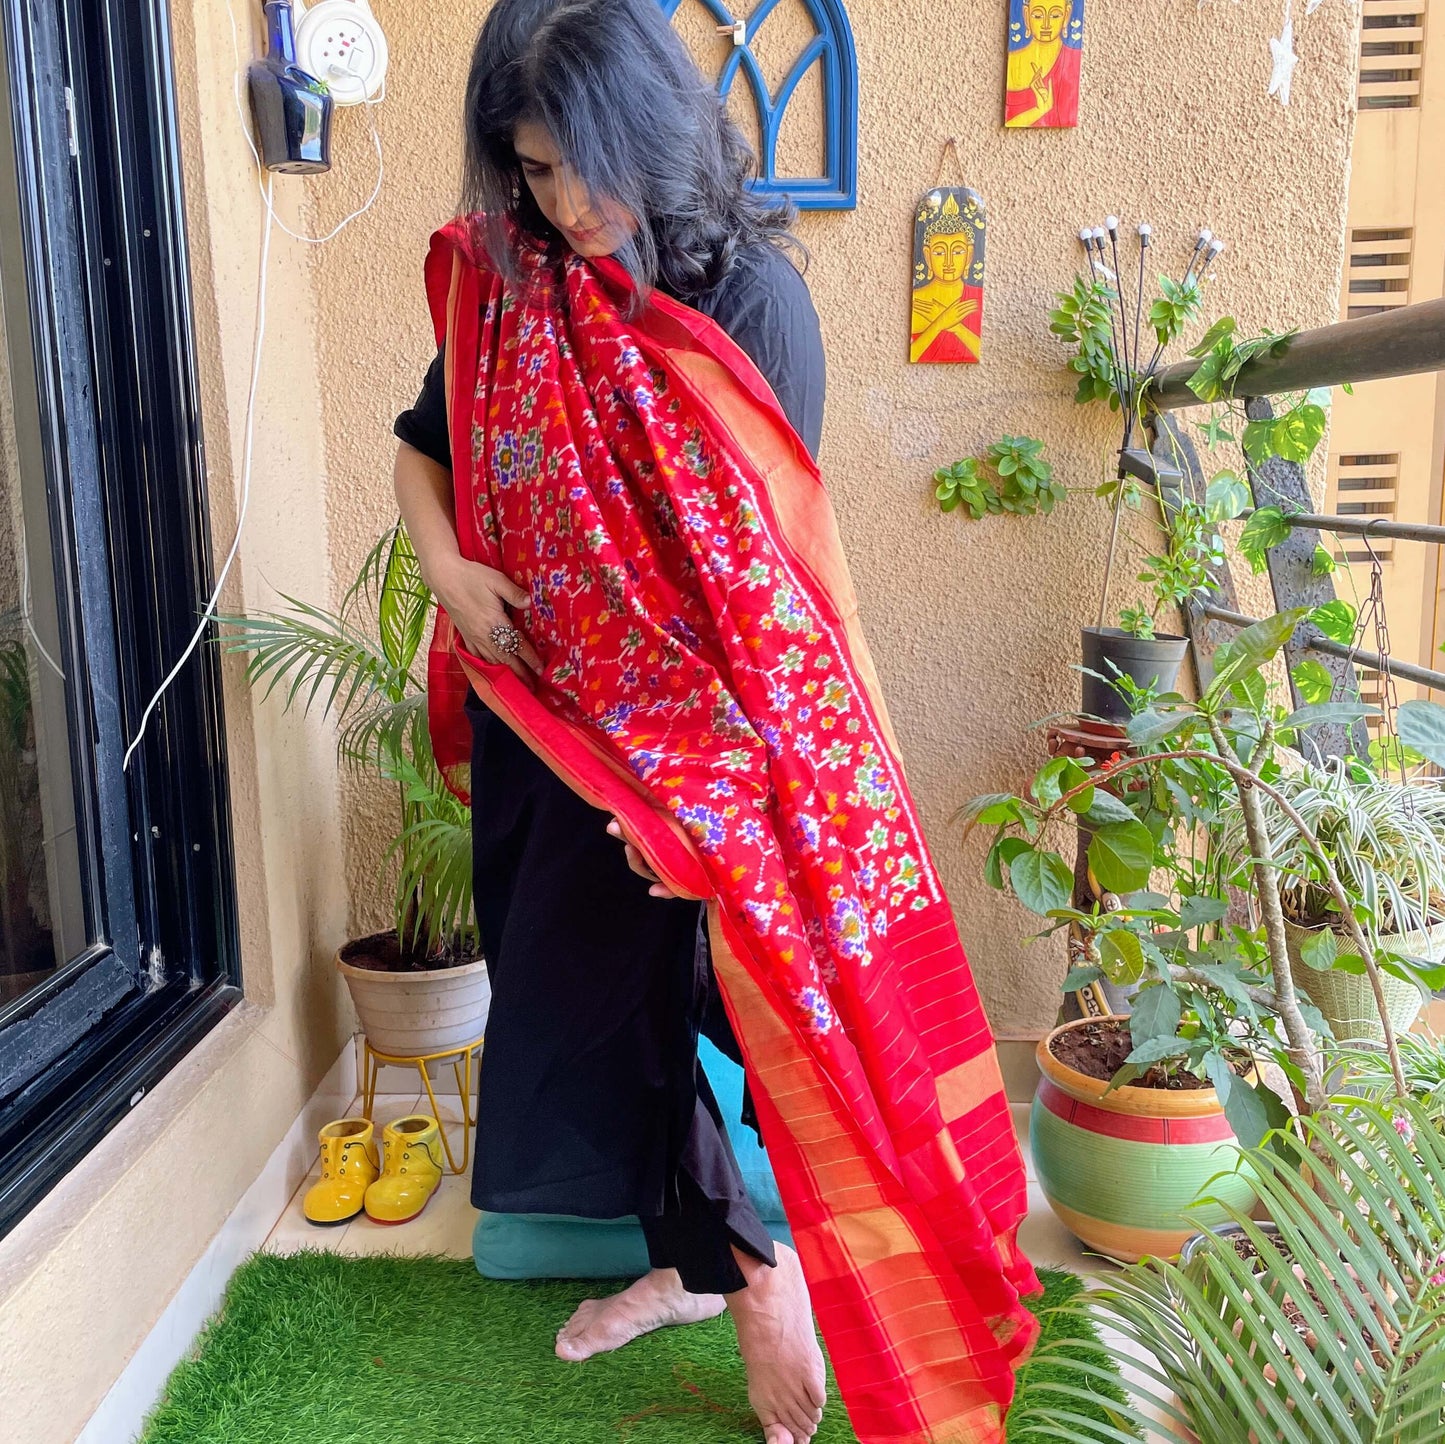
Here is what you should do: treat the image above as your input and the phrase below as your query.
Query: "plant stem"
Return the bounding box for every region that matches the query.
[1205,717,1327,1115]
[1097,468,1128,631]
[1044,736,1410,1103]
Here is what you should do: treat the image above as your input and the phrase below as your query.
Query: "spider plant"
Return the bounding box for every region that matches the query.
[1235,760,1445,942]
[217,522,474,962]
[1334,1032,1445,1124]
[1006,1097,1445,1444]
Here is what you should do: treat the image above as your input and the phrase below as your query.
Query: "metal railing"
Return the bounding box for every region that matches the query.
[1139,297,1445,743]
[1150,297,1445,411]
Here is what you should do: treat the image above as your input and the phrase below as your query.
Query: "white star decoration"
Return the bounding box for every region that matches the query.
[1268,15,1299,105]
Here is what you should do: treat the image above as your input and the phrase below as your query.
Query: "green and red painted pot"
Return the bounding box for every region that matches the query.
[1030,1017,1256,1263]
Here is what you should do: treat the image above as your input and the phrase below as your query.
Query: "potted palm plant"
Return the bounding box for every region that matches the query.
[219,523,487,1056]
[1006,1095,1445,1444]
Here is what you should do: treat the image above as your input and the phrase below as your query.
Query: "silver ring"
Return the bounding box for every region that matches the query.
[490,622,521,657]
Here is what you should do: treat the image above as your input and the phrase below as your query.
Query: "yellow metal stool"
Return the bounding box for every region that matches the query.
[360,1034,485,1175]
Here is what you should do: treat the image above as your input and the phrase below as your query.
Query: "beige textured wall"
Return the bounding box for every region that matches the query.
[311,0,1360,1034]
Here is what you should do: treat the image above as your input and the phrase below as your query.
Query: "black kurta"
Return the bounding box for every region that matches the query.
[395,241,825,1290]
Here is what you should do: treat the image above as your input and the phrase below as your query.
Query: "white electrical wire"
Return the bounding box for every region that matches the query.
[122,178,274,773]
[123,7,385,769]
[21,544,65,680]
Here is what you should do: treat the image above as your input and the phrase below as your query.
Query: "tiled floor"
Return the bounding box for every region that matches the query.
[265,1092,480,1260]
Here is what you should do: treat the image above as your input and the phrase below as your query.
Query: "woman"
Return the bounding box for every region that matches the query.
[394,3,1038,1442]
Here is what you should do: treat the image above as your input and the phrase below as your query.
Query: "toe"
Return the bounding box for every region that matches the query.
[763,1426,794,1444]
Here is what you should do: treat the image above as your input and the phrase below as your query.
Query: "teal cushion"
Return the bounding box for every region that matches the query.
[473,1037,789,1281]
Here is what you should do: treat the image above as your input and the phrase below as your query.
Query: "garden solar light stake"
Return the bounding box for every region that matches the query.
[1094,218,1222,631]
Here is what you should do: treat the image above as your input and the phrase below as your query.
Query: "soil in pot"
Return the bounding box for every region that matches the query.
[339,930,482,975]
[1048,1017,1214,1090]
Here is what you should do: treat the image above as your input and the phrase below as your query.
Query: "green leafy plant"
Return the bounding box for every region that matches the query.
[218,523,474,963]
[1237,759,1445,951]
[966,610,1422,1139]
[1335,1032,1445,1123]
[1049,275,1120,408]
[1007,1097,1445,1444]
[933,435,1063,519]
[1120,494,1227,638]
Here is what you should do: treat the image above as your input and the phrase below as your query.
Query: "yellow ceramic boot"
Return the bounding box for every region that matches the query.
[364,1114,444,1225]
[303,1118,379,1226]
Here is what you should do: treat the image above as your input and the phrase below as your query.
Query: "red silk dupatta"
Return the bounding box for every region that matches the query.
[423,219,1040,1443]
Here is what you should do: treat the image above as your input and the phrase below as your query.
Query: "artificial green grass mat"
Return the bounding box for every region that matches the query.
[140,1254,1125,1443]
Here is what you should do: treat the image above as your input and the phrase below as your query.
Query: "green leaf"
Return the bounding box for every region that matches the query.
[1031,755,1092,812]
[1187,316,1238,358]
[1291,657,1334,705]
[1186,345,1232,403]
[1238,506,1292,575]
[1241,417,1275,464]
[377,524,432,675]
[1007,849,1074,916]
[1272,402,1328,463]
[1180,895,1229,930]
[962,793,1023,827]
[1281,700,1376,731]
[1125,709,1182,746]
[1204,470,1250,522]
[1126,1033,1190,1064]
[1197,410,1235,447]
[1398,699,1445,768]
[1129,984,1181,1048]
[1060,964,1105,992]
[1204,609,1308,706]
[1309,600,1358,645]
[1208,1062,1287,1150]
[1087,820,1155,893]
[1311,543,1338,577]
[1099,930,1148,985]
[1300,929,1338,971]
[1081,791,1136,827]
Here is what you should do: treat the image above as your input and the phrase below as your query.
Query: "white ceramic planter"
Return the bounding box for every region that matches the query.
[1285,918,1443,1044]
[336,947,490,1057]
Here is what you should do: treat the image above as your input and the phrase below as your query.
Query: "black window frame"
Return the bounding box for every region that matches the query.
[0,0,240,1238]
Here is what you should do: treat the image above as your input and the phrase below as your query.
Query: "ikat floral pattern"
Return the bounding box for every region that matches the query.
[463,255,944,1056]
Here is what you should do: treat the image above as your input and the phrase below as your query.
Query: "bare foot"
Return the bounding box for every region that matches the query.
[727,1243,827,1443]
[554,1268,725,1361]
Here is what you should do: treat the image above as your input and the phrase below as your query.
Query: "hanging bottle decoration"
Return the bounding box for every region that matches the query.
[1004,0,1084,129]
[910,185,986,365]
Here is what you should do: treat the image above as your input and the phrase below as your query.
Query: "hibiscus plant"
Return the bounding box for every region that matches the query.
[965,609,1444,1145]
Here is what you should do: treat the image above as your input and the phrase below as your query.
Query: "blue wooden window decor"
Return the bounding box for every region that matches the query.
[659,0,859,210]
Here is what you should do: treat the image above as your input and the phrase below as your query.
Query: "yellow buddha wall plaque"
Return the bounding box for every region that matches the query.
[1005,0,1084,129]
[910,187,985,365]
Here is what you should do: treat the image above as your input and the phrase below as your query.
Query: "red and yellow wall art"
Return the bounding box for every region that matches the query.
[910,187,985,365]
[1005,0,1083,129]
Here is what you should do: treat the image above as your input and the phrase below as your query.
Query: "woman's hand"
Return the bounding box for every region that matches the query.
[606,817,681,899]
[433,554,542,682]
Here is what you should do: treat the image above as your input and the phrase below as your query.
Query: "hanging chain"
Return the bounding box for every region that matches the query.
[1354,529,1412,809]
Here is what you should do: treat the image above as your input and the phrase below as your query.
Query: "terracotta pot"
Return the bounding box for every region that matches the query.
[1031,1016,1256,1263]
[1284,917,1439,1045]
[336,940,490,1057]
